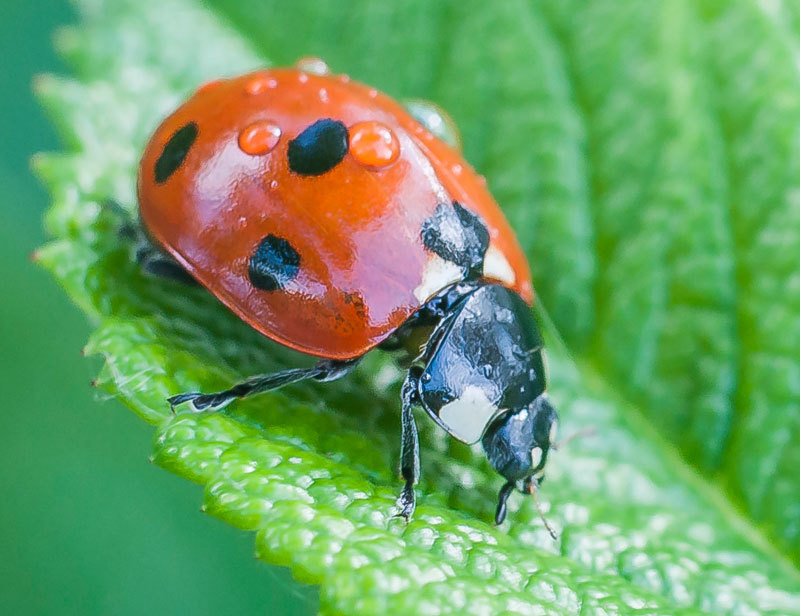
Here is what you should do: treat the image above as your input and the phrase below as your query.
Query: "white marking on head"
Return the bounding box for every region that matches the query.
[413,255,464,302]
[530,446,543,468]
[549,419,558,444]
[438,385,499,444]
[483,244,516,286]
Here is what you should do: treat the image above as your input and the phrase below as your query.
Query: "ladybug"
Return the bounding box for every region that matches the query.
[136,59,559,529]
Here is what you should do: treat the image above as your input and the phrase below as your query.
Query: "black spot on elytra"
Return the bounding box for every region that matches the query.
[154,122,198,183]
[421,202,490,277]
[248,235,301,291]
[288,118,349,175]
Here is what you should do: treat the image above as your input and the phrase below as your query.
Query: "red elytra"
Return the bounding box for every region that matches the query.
[138,68,533,360]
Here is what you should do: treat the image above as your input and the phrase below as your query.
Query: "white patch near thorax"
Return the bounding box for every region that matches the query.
[438,385,500,444]
[549,418,558,444]
[413,254,464,302]
[483,244,516,286]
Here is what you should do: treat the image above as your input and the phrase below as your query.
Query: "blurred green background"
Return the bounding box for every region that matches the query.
[0,2,313,614]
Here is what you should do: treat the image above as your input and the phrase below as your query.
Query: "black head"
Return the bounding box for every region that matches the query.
[481,394,558,524]
[417,284,546,444]
[408,283,556,526]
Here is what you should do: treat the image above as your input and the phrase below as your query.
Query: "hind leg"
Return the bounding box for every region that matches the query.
[168,358,361,412]
[106,199,197,285]
[135,239,197,285]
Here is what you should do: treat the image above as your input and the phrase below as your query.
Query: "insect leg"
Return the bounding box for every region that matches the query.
[103,199,197,285]
[136,240,198,285]
[494,481,515,525]
[394,366,422,520]
[168,358,360,412]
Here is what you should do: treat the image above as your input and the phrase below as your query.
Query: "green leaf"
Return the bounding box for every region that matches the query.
[35,0,800,613]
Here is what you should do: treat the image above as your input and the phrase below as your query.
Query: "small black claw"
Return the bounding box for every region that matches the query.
[393,484,416,522]
[167,392,203,413]
[494,500,508,526]
[494,481,515,526]
[168,391,233,413]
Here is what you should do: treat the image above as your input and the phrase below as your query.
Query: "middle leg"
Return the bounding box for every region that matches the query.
[394,366,422,520]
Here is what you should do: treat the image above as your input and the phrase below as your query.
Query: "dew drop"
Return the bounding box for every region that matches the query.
[294,56,331,75]
[246,74,277,95]
[298,72,309,84]
[402,99,462,151]
[482,364,494,378]
[349,121,401,168]
[238,120,281,155]
[421,373,432,384]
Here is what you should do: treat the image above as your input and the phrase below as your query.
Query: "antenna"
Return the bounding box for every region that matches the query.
[552,426,596,451]
[528,479,558,540]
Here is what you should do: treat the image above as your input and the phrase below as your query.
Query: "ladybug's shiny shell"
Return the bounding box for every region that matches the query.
[138,68,532,359]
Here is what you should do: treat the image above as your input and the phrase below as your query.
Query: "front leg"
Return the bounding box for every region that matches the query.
[394,366,422,520]
[494,481,516,525]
